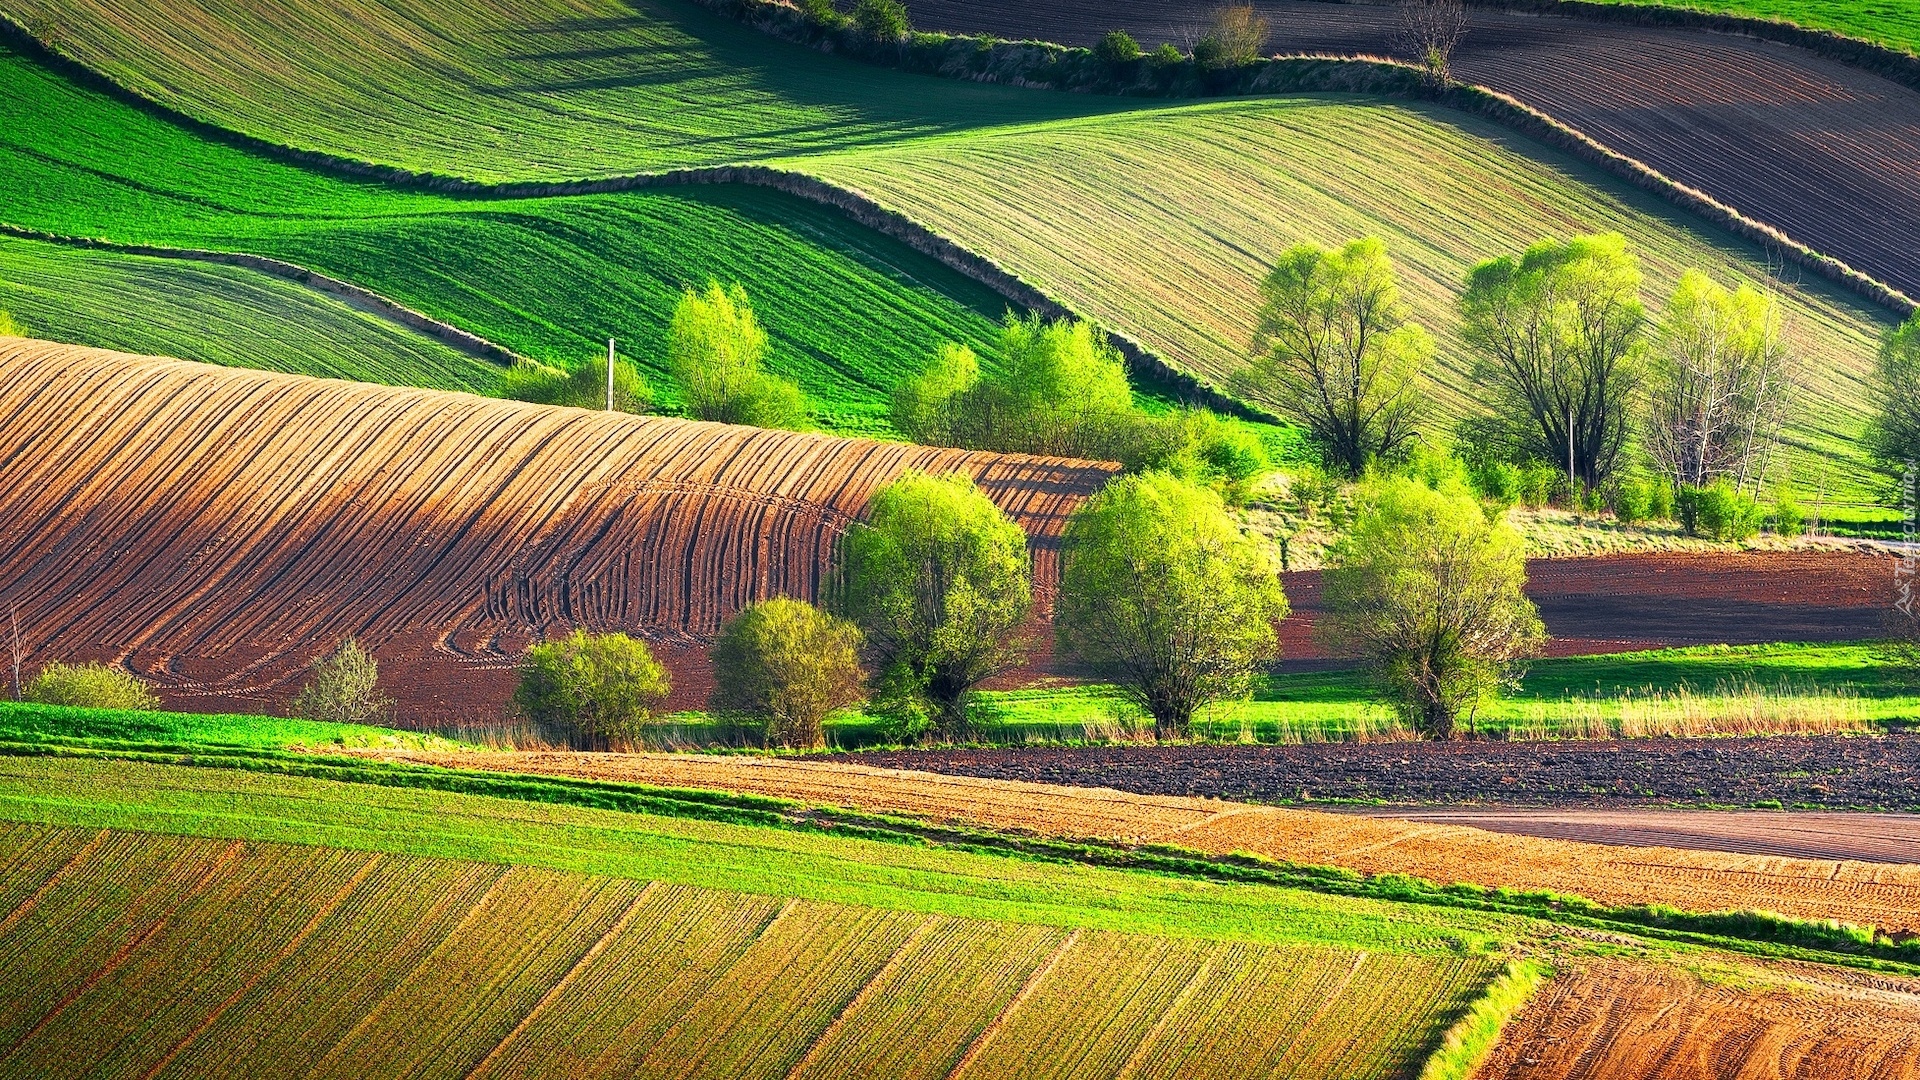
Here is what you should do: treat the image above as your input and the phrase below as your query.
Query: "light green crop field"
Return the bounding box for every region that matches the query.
[0,45,1019,433]
[0,785,1504,1078]
[0,236,504,390]
[1591,0,1920,54]
[2,0,1895,500]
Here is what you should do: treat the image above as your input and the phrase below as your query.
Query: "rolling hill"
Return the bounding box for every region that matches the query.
[0,339,1116,719]
[0,0,1897,503]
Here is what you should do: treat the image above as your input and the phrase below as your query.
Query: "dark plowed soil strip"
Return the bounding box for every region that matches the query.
[909,0,1920,302]
[840,735,1920,811]
[1333,807,1920,862]
[1279,550,1895,661]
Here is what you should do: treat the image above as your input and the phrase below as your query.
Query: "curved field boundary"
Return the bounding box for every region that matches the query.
[0,339,1118,714]
[1468,0,1920,89]
[0,224,522,366]
[344,748,1920,936]
[702,0,1916,317]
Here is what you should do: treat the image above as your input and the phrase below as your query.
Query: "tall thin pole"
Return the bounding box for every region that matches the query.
[1567,404,1576,505]
[606,338,616,412]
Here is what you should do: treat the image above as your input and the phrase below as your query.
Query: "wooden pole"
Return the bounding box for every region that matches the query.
[607,338,616,412]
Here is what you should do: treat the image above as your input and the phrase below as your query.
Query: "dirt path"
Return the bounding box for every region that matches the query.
[1336,807,1920,863]
[908,0,1920,304]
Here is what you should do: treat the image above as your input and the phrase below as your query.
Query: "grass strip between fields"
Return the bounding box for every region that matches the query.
[3,739,1915,974]
[1413,959,1553,1080]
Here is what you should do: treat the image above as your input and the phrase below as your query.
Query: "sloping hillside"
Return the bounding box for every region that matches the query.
[0,339,1116,718]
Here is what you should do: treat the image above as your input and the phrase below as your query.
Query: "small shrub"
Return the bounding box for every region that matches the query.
[1771,491,1806,537]
[1148,42,1183,66]
[796,0,844,25]
[24,662,158,710]
[1094,30,1142,65]
[0,310,27,337]
[710,598,864,750]
[1471,461,1523,508]
[669,282,809,430]
[290,638,393,725]
[1518,462,1557,508]
[852,0,909,41]
[501,354,652,414]
[1648,479,1674,521]
[514,630,671,748]
[1612,476,1655,525]
[1198,5,1268,67]
[1678,480,1761,541]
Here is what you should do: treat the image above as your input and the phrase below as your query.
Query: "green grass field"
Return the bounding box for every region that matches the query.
[1592,0,1920,54]
[0,758,1519,1079]
[0,44,1021,432]
[0,236,505,390]
[2,1,1894,497]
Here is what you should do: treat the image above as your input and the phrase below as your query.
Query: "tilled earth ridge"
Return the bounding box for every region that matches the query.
[907,0,1920,303]
[340,748,1920,933]
[841,736,1920,810]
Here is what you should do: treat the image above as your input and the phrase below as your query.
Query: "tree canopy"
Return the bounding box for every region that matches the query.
[834,471,1032,739]
[1056,472,1288,738]
[514,630,671,748]
[669,281,810,430]
[710,598,864,750]
[1870,313,1920,476]
[1320,475,1545,739]
[1646,271,1795,494]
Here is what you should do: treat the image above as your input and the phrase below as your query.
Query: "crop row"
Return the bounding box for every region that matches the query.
[0,46,1014,434]
[385,748,1920,935]
[0,341,1116,708]
[0,822,1496,1079]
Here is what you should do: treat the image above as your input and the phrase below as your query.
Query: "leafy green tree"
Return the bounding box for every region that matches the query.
[1647,271,1795,493]
[852,0,909,41]
[669,282,809,430]
[1095,30,1143,64]
[1869,313,1920,476]
[1056,472,1289,738]
[891,342,980,447]
[514,630,671,748]
[710,598,864,750]
[501,353,652,414]
[290,638,393,725]
[0,310,26,337]
[1236,237,1430,477]
[24,662,158,710]
[1195,5,1269,68]
[1460,233,1646,494]
[834,471,1032,739]
[1320,476,1545,739]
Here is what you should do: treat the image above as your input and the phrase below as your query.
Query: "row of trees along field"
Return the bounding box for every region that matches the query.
[1235,233,1920,536]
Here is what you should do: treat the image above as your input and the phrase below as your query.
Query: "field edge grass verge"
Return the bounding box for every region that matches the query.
[3,739,1916,973]
[1415,959,1553,1080]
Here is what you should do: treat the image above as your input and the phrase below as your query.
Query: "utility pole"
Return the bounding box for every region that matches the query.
[1566,404,1576,507]
[607,338,616,412]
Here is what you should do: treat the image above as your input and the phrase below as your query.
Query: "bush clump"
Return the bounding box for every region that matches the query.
[670,281,810,431]
[0,310,27,337]
[502,353,652,414]
[25,662,158,710]
[852,0,909,41]
[290,638,394,725]
[1094,30,1142,65]
[710,598,864,750]
[514,630,671,748]
[1677,480,1760,541]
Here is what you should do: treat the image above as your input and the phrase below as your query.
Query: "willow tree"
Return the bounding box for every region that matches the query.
[1646,271,1796,494]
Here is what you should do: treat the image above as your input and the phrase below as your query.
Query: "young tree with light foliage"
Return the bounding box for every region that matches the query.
[1236,237,1430,477]
[710,598,864,750]
[0,310,26,337]
[290,638,394,725]
[834,471,1032,740]
[669,282,809,430]
[1320,476,1545,739]
[514,630,671,748]
[1192,5,1269,68]
[1870,314,1920,476]
[1460,233,1646,494]
[1646,271,1796,494]
[1056,472,1289,739]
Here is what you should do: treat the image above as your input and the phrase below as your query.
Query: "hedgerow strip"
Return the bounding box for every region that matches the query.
[3,739,1915,973]
[1413,959,1552,1080]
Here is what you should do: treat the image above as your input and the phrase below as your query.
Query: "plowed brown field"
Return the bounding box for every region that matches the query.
[909,0,1920,303]
[1477,958,1920,1079]
[0,339,1117,719]
[341,749,1920,934]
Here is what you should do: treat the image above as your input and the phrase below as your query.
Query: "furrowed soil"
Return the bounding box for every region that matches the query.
[1279,550,1896,661]
[847,736,1920,811]
[0,340,1116,720]
[343,748,1920,933]
[908,0,1920,303]
[1331,808,1920,863]
[1477,958,1920,1079]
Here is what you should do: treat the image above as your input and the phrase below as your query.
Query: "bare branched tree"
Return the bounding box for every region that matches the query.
[1646,272,1799,495]
[1395,0,1469,84]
